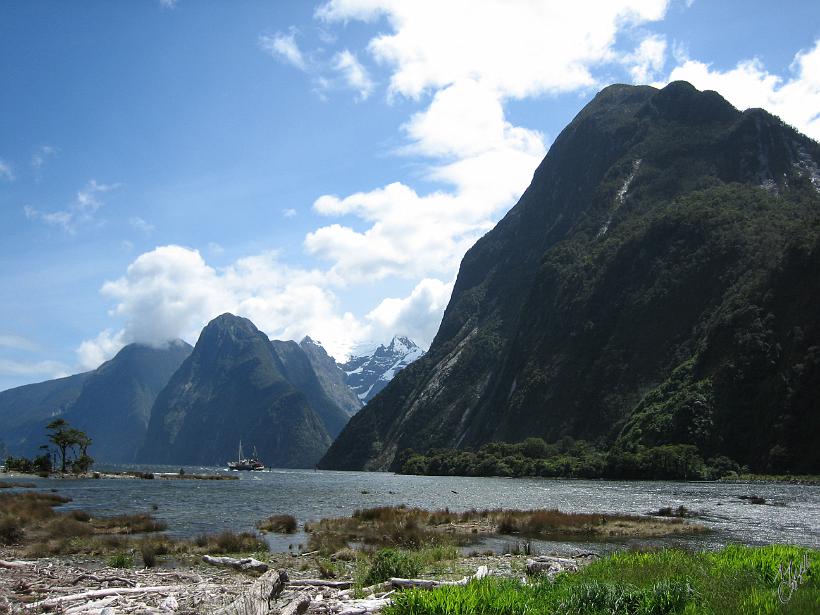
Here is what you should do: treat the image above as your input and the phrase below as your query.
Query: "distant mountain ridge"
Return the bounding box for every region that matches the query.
[340,336,425,403]
[299,336,362,416]
[320,81,820,474]
[0,341,192,463]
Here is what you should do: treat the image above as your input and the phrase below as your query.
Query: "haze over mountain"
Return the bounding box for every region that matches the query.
[0,341,192,463]
[138,314,347,468]
[340,336,425,404]
[320,81,820,475]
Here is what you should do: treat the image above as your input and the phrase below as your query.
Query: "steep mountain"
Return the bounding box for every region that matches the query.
[270,339,350,436]
[0,342,191,462]
[340,336,425,403]
[138,314,334,468]
[64,341,192,463]
[320,81,820,474]
[299,337,362,417]
[0,372,91,457]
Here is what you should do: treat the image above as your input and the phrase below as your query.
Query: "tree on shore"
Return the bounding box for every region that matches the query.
[46,419,93,473]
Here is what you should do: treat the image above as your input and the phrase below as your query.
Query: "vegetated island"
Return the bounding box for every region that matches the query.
[2,489,818,614]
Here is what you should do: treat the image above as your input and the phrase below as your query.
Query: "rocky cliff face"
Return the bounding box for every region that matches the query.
[138,314,340,468]
[0,342,191,462]
[299,337,362,417]
[319,81,820,474]
[340,336,425,403]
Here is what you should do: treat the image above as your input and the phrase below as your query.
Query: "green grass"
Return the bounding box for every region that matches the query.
[385,545,820,615]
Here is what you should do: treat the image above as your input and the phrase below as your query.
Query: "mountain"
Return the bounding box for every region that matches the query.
[299,337,362,417]
[0,342,191,463]
[320,81,820,474]
[340,336,425,403]
[138,314,340,468]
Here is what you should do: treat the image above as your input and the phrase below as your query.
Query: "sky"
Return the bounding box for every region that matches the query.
[1,0,818,391]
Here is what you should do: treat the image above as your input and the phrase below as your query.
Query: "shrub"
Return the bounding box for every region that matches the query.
[257,514,297,533]
[140,542,157,568]
[363,549,422,586]
[0,514,23,545]
[108,552,134,568]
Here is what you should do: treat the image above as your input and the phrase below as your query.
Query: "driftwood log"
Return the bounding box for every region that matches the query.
[202,555,269,573]
[389,565,489,589]
[24,585,177,610]
[213,569,289,615]
[0,559,35,569]
[288,579,353,589]
[525,555,579,577]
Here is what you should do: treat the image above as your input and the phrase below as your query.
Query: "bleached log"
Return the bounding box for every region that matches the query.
[279,593,311,615]
[0,559,35,569]
[337,598,392,615]
[63,596,118,615]
[212,569,289,615]
[72,573,137,586]
[389,565,489,590]
[202,555,269,573]
[288,579,352,589]
[526,556,577,576]
[25,586,176,610]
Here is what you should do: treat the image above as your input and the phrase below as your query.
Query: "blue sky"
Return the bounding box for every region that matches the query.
[1,0,818,391]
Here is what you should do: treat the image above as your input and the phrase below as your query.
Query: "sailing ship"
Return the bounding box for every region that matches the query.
[227,441,265,471]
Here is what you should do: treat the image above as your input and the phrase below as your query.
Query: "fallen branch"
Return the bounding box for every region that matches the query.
[288,579,352,589]
[389,565,489,590]
[72,573,137,587]
[0,559,36,569]
[202,555,269,573]
[25,585,176,610]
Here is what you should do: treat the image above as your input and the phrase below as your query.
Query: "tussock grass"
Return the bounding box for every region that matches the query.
[385,545,820,615]
[0,480,36,488]
[256,514,297,533]
[305,505,703,554]
[90,512,168,533]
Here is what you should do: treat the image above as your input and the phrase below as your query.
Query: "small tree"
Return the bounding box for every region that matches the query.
[46,419,93,474]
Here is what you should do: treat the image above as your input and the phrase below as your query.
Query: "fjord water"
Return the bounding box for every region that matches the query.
[24,468,819,553]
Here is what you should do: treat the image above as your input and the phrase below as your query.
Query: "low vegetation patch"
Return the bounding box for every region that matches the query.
[0,479,35,489]
[257,513,297,533]
[305,505,704,554]
[385,545,820,615]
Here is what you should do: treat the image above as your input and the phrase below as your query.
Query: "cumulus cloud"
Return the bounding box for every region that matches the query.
[259,31,308,71]
[76,329,125,370]
[366,277,453,347]
[317,0,669,99]
[623,34,667,83]
[333,49,375,100]
[24,179,120,234]
[663,38,820,140]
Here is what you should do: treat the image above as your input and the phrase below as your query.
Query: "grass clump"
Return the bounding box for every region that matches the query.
[257,514,297,533]
[384,545,820,615]
[108,552,134,569]
[362,548,423,586]
[90,512,168,534]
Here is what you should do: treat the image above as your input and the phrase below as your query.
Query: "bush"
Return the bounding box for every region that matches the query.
[363,549,422,586]
[257,514,297,533]
[108,552,134,568]
[140,542,157,568]
[0,514,23,545]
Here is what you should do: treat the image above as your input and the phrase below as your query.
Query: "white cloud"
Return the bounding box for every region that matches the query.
[159,0,178,9]
[259,31,307,71]
[366,277,453,348]
[31,145,58,172]
[663,39,820,140]
[318,0,669,99]
[623,34,667,83]
[0,358,68,379]
[0,159,14,181]
[282,208,297,218]
[333,49,375,100]
[76,329,125,370]
[0,334,38,352]
[24,179,120,234]
[129,216,155,234]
